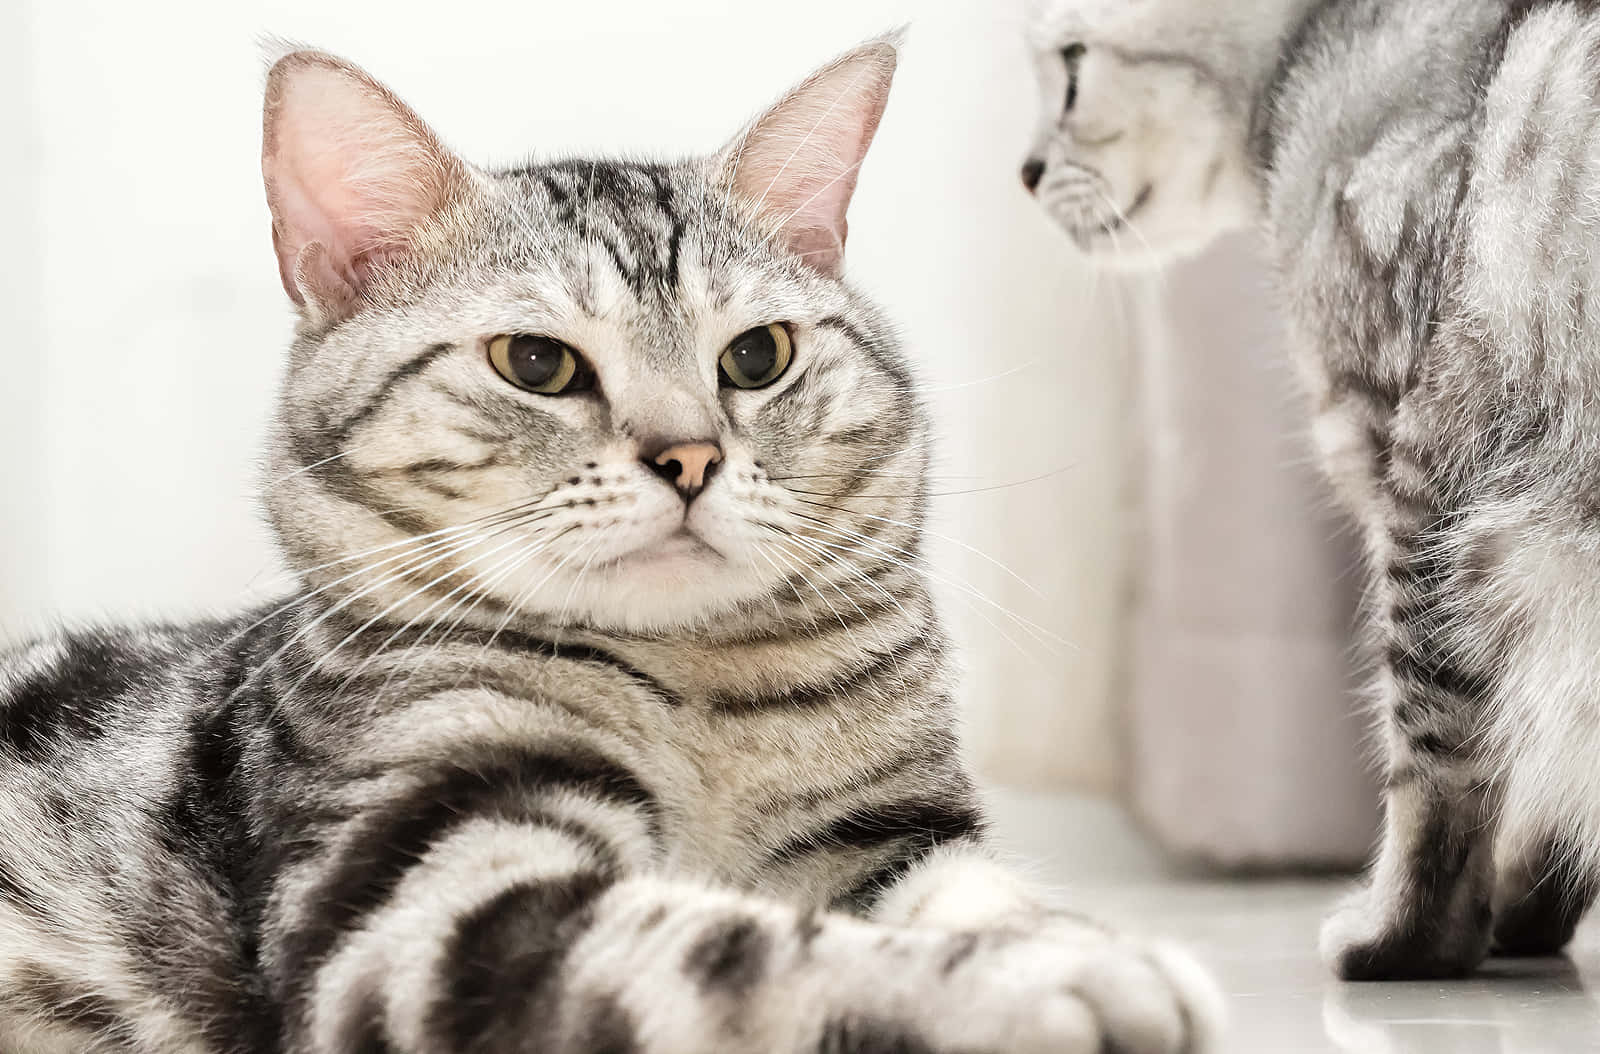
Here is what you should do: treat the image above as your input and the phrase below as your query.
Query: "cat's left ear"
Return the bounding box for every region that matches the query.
[718,33,900,277]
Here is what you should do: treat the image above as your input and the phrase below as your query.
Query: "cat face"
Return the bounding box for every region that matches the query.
[261,42,924,635]
[1020,0,1285,266]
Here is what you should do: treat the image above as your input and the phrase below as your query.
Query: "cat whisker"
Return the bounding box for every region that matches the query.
[789,497,1049,604]
[759,524,915,664]
[747,540,804,622]
[756,533,856,638]
[224,515,522,652]
[278,520,562,708]
[788,508,1047,660]
[787,508,1069,653]
[345,529,573,704]
[221,495,564,653]
[394,529,580,700]
[774,464,1077,500]
[246,487,563,602]
[263,449,352,488]
[769,473,981,481]
[1090,184,1157,257]
[762,524,886,620]
[763,530,911,680]
[464,529,604,678]
[228,503,567,706]
[795,525,1061,662]
[756,536,860,641]
[549,534,611,652]
[920,360,1043,394]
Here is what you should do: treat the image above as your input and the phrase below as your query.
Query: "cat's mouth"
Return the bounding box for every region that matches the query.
[1093,183,1152,239]
[609,527,723,569]
[1032,157,1154,252]
[1062,183,1153,249]
[656,529,719,557]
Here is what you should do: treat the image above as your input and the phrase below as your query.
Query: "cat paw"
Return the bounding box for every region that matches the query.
[1490,842,1596,957]
[939,927,1225,1054]
[1492,892,1586,957]
[1320,887,1490,981]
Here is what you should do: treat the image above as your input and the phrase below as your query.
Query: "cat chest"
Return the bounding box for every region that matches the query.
[511,636,948,882]
[651,702,922,883]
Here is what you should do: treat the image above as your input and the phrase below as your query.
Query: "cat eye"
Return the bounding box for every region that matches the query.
[487,334,592,395]
[719,324,794,390]
[1062,43,1086,111]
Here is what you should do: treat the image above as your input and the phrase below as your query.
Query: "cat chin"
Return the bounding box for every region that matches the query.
[1065,224,1226,272]
[1073,242,1192,273]
[528,546,776,634]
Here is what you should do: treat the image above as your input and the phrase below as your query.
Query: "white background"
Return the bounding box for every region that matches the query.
[0,0,1138,792]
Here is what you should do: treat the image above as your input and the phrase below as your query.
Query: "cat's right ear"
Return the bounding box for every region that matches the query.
[261,50,472,320]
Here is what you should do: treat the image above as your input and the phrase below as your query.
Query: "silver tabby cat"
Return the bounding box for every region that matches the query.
[1023,0,1600,980]
[0,36,1221,1053]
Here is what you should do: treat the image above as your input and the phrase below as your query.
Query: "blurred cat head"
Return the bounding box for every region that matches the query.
[1019,0,1311,267]
[260,38,930,636]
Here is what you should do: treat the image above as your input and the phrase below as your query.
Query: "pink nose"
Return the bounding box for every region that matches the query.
[648,442,723,499]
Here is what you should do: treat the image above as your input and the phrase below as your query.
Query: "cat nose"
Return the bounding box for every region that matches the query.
[643,440,723,500]
[1021,158,1046,194]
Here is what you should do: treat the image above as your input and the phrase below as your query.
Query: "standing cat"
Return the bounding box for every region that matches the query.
[1022,0,1600,980]
[0,36,1220,1053]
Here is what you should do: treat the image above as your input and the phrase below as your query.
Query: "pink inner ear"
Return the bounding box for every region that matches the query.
[725,41,897,276]
[262,53,463,312]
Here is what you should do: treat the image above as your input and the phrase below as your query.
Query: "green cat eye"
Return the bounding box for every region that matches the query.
[719,324,794,390]
[487,334,591,395]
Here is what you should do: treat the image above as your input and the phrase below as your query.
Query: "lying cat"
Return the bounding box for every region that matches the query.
[1023,0,1600,979]
[0,35,1220,1053]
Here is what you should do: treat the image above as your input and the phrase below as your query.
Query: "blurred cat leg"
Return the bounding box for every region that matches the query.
[1481,522,1600,958]
[1493,834,1597,957]
[1322,529,1497,980]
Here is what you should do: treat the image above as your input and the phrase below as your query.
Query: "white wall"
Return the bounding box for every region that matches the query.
[0,0,47,624]
[3,0,1134,792]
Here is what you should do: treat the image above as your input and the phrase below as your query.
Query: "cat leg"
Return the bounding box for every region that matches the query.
[869,844,1224,1053]
[1492,835,1597,956]
[1323,773,1496,979]
[1321,533,1498,980]
[296,817,1223,1054]
[283,726,1218,1053]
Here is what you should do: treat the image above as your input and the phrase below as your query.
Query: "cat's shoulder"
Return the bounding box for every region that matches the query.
[0,611,263,740]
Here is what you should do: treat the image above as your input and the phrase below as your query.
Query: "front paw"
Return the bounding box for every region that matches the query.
[1321,885,1490,981]
[936,925,1224,1054]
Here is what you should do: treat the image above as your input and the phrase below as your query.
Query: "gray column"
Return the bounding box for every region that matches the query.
[1128,233,1378,868]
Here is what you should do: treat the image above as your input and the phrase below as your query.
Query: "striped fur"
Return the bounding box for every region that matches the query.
[1026,0,1600,980]
[0,38,1220,1054]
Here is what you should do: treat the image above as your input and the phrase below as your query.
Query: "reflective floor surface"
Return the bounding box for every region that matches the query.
[987,788,1600,1052]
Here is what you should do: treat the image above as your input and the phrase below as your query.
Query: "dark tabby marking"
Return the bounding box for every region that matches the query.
[0,634,127,761]
[816,1017,940,1054]
[9,964,123,1036]
[683,917,772,996]
[565,994,642,1054]
[431,874,606,1050]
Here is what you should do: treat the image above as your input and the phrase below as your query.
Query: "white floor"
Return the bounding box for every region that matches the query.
[986,788,1600,1053]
